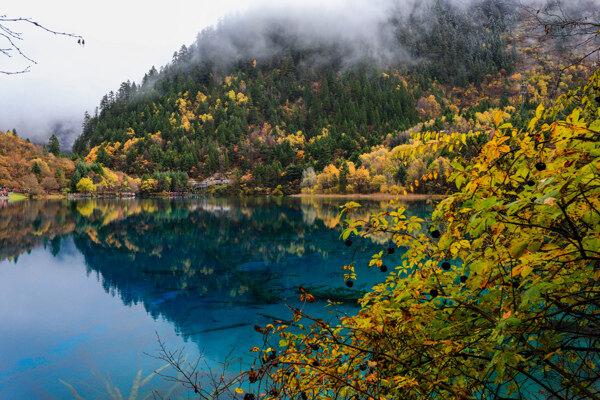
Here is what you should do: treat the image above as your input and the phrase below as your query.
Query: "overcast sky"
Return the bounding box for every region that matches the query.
[0,0,407,148]
[1,0,401,149]
[0,0,260,146]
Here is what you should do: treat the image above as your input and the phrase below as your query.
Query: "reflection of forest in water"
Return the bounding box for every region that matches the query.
[0,197,431,341]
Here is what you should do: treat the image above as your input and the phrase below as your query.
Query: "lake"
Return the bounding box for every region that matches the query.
[0,197,431,399]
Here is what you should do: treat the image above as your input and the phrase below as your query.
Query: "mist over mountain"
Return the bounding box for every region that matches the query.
[168,0,514,80]
[69,0,521,195]
[189,1,411,71]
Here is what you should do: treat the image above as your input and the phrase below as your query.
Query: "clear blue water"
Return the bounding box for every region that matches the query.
[0,197,431,399]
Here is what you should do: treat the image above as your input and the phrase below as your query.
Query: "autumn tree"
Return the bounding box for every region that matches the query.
[242,69,600,400]
[76,177,96,193]
[301,167,317,189]
[316,164,339,192]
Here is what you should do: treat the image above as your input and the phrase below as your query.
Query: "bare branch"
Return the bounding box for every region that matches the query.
[0,14,84,75]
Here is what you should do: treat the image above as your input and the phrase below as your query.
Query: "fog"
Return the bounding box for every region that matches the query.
[1,0,593,151]
[0,0,254,149]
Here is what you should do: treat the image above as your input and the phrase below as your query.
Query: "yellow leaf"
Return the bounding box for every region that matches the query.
[250,346,260,352]
[528,117,539,131]
[511,265,524,277]
[536,103,544,119]
[235,388,244,394]
[521,264,533,278]
[494,109,503,127]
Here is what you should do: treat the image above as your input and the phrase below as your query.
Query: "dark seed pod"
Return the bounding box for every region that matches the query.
[310,343,319,350]
[430,289,438,298]
[312,360,320,367]
[387,247,395,255]
[301,391,308,400]
[460,275,468,283]
[380,265,388,273]
[345,239,353,247]
[244,393,256,400]
[359,363,367,371]
[526,179,535,186]
[441,262,451,270]
[346,280,354,288]
[269,351,277,360]
[431,229,441,238]
[535,161,546,171]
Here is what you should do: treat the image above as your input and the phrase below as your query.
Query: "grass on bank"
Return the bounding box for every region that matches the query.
[8,193,28,202]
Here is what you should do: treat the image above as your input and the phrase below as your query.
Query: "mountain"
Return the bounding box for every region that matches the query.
[72,0,515,193]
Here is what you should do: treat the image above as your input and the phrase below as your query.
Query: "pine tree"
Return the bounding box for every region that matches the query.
[338,161,349,193]
[31,161,42,182]
[48,134,60,156]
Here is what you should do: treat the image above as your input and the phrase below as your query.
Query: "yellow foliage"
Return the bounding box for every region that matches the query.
[236,92,248,104]
[122,138,139,153]
[316,164,339,190]
[104,142,121,158]
[227,90,236,102]
[85,145,100,163]
[308,127,330,145]
[349,167,371,193]
[76,177,96,193]
[199,114,213,123]
[360,146,390,176]
[140,178,157,193]
[279,130,305,150]
[196,91,208,104]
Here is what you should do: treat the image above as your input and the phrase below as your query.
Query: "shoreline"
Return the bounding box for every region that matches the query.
[290,193,446,200]
[8,192,446,201]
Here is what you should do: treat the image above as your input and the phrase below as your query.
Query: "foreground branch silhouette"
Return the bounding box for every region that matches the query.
[0,14,83,74]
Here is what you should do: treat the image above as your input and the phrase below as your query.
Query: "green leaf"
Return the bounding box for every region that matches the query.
[509,240,528,259]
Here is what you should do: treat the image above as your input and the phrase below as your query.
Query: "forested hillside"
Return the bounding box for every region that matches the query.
[72,0,516,194]
[0,130,74,194]
[0,130,137,195]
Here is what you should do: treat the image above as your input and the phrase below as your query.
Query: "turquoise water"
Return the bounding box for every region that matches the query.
[0,197,431,399]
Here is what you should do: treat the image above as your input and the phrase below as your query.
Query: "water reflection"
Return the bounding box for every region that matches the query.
[0,197,431,399]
